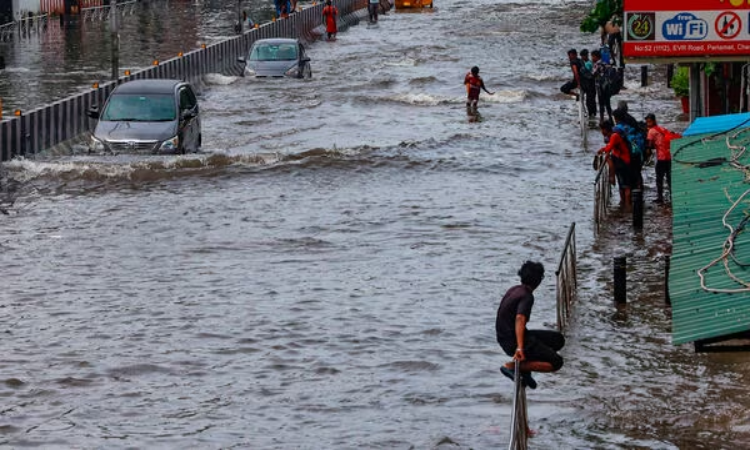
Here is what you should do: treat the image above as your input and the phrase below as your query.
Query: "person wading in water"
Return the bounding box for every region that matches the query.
[464,66,494,116]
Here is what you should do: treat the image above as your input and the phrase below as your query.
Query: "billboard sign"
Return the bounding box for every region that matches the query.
[624,0,750,59]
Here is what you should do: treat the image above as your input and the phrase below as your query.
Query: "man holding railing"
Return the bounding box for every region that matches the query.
[496,261,565,390]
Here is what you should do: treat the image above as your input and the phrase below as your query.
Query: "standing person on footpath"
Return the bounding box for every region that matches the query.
[368,0,379,23]
[597,119,632,210]
[591,49,613,123]
[579,49,597,122]
[322,0,339,40]
[645,113,678,204]
[560,49,582,101]
[613,107,645,191]
[496,261,565,392]
[464,66,494,116]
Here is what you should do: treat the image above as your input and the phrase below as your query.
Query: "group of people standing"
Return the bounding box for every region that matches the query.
[597,106,679,210]
[561,46,621,125]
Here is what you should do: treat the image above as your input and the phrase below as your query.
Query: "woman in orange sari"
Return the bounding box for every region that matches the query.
[322,0,338,40]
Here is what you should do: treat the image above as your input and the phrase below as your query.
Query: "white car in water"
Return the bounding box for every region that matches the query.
[238,38,312,79]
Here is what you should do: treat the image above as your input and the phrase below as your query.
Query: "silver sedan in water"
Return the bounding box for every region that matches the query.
[238,38,312,78]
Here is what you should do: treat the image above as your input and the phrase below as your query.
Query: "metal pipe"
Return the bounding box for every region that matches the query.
[665,255,671,306]
[614,256,626,305]
[632,189,643,230]
[641,65,648,87]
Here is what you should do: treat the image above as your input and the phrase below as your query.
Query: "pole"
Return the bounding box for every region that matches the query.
[236,0,242,33]
[110,0,119,80]
[614,256,626,305]
[632,189,643,230]
[665,255,671,306]
[666,64,674,88]
[641,66,648,87]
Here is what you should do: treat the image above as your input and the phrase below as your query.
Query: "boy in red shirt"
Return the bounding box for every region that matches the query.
[597,119,631,210]
[464,66,494,115]
[645,113,675,204]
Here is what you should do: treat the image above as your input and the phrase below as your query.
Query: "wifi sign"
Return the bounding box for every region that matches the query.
[662,13,709,40]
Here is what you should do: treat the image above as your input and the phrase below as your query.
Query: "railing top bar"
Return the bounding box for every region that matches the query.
[593,153,610,185]
[555,222,576,276]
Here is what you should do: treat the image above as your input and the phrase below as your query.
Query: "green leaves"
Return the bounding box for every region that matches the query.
[580,0,623,34]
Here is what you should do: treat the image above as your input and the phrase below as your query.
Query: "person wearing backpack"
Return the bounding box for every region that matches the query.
[613,108,646,191]
[597,119,632,211]
[645,113,680,204]
[579,49,597,120]
[591,50,613,123]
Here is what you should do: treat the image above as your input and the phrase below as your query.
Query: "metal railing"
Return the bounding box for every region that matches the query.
[578,93,588,147]
[508,360,528,450]
[81,1,138,22]
[555,222,577,333]
[593,153,611,232]
[0,13,49,42]
[0,0,368,160]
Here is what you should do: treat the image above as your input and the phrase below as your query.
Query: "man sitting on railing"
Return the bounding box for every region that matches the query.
[496,261,565,390]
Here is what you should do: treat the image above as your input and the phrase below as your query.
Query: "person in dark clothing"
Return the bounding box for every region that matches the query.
[590,49,613,123]
[496,261,565,390]
[560,49,582,100]
[578,49,597,120]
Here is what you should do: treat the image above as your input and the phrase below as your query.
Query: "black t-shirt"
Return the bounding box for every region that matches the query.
[495,284,534,347]
[569,58,583,79]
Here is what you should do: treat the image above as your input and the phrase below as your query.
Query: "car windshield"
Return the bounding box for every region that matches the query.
[101,94,176,122]
[249,43,298,61]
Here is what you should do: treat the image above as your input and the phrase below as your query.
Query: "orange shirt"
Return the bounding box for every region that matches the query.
[602,131,630,165]
[648,127,671,161]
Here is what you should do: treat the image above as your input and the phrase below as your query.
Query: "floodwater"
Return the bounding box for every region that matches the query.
[2,0,750,449]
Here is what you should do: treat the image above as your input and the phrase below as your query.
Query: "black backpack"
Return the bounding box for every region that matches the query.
[599,66,623,97]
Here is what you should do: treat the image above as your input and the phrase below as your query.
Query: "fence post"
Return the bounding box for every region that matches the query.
[632,189,643,230]
[614,256,627,305]
[665,255,671,306]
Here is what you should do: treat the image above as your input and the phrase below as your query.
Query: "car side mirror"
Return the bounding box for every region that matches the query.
[86,105,100,119]
[181,109,196,121]
[301,57,310,63]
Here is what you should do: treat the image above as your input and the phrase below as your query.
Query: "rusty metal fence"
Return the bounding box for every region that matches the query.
[0,0,368,161]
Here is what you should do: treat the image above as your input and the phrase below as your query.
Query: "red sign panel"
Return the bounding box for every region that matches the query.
[626,0,750,11]
[624,0,750,59]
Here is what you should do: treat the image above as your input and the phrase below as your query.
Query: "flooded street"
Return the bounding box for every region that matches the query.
[2,0,750,448]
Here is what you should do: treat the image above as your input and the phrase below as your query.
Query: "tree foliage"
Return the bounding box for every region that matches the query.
[580,0,623,34]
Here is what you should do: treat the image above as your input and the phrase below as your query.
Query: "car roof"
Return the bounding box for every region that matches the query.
[252,38,300,46]
[112,79,187,95]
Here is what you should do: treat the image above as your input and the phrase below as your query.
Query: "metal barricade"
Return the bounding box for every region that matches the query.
[593,153,611,232]
[555,222,577,333]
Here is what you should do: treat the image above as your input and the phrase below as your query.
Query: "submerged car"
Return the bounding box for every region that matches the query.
[238,38,312,78]
[87,79,201,154]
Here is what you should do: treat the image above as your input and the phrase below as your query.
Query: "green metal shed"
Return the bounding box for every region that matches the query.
[670,122,750,351]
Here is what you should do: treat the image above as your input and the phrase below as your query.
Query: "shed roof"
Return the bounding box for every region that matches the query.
[670,126,750,347]
[682,112,750,137]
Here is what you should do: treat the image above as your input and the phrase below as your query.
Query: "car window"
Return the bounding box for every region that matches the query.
[250,43,298,61]
[102,94,176,122]
[179,87,197,110]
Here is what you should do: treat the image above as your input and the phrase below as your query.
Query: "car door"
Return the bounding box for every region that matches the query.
[178,85,200,152]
